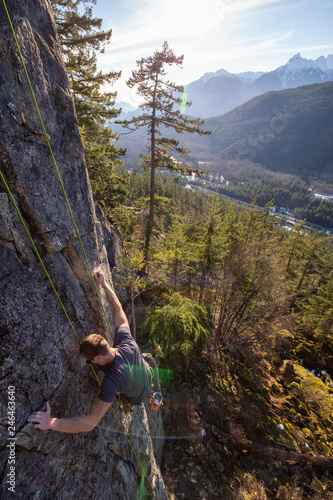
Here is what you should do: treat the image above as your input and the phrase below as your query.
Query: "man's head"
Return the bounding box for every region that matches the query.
[79,334,111,365]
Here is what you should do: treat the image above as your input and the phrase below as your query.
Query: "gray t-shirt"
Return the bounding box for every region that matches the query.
[98,325,152,405]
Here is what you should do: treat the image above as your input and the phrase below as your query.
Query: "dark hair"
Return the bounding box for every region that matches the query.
[79,334,109,359]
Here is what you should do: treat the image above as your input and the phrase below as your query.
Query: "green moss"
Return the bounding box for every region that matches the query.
[301,427,312,438]
[290,382,300,395]
[294,364,333,419]
[273,329,294,350]
[273,419,306,450]
[282,360,295,377]
[294,400,309,416]
[318,442,331,455]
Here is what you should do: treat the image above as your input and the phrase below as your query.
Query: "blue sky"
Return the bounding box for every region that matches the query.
[91,0,333,105]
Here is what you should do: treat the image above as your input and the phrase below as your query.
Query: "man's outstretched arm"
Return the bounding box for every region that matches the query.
[27,398,111,433]
[93,269,129,329]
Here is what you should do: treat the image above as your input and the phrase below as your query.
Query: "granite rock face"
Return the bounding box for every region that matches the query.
[0,1,167,498]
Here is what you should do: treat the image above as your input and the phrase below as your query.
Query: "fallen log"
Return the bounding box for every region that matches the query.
[210,426,333,469]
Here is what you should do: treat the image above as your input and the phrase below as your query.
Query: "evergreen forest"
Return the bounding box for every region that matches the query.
[105,168,333,498]
[190,163,333,230]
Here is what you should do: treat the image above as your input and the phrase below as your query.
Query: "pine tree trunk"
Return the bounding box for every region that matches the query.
[296,244,320,291]
[131,280,136,340]
[145,157,155,260]
[144,73,159,265]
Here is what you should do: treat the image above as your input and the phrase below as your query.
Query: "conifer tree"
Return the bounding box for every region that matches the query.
[119,42,211,258]
[303,267,333,341]
[51,0,127,215]
[144,292,211,366]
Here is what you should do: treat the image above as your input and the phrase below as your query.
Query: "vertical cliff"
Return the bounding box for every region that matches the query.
[0,1,167,498]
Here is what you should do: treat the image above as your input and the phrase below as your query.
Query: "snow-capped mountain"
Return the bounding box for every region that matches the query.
[114,54,333,120]
[185,54,333,118]
[192,68,235,87]
[184,69,244,118]
[190,69,265,87]
[280,53,333,84]
[255,53,333,90]
[317,54,333,70]
[235,71,266,83]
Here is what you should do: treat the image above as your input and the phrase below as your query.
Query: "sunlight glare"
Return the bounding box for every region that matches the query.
[153,0,223,39]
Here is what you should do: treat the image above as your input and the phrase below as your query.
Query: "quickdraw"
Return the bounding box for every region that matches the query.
[8,102,50,142]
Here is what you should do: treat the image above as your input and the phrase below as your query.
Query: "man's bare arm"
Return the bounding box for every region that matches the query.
[93,269,129,329]
[28,398,111,433]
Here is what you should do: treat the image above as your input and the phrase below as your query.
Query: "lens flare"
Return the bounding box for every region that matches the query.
[96,421,202,440]
[180,89,187,114]
[136,470,147,500]
[96,366,202,439]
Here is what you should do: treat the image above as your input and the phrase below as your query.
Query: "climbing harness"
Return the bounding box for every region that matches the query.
[118,390,162,412]
[117,363,162,413]
[7,102,50,142]
[1,2,158,497]
[118,394,134,413]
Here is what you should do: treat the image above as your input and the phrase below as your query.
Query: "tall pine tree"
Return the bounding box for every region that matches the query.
[119,42,211,259]
[51,0,127,215]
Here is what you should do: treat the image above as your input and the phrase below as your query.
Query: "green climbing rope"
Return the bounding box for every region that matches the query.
[1,168,158,495]
[0,169,101,386]
[1,0,114,342]
[0,170,156,495]
[1,2,157,497]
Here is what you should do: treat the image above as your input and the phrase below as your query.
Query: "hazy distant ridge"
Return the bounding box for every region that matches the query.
[116,54,333,120]
[184,53,333,118]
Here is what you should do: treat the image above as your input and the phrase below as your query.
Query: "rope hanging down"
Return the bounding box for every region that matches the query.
[1,1,158,497]
[0,169,100,387]
[0,169,156,497]
[2,0,113,342]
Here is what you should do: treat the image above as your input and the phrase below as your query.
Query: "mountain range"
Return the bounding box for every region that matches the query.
[114,81,333,182]
[113,54,333,182]
[194,81,333,181]
[184,53,333,118]
[116,53,333,120]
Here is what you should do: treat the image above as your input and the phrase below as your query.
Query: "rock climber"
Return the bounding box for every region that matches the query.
[28,269,152,432]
